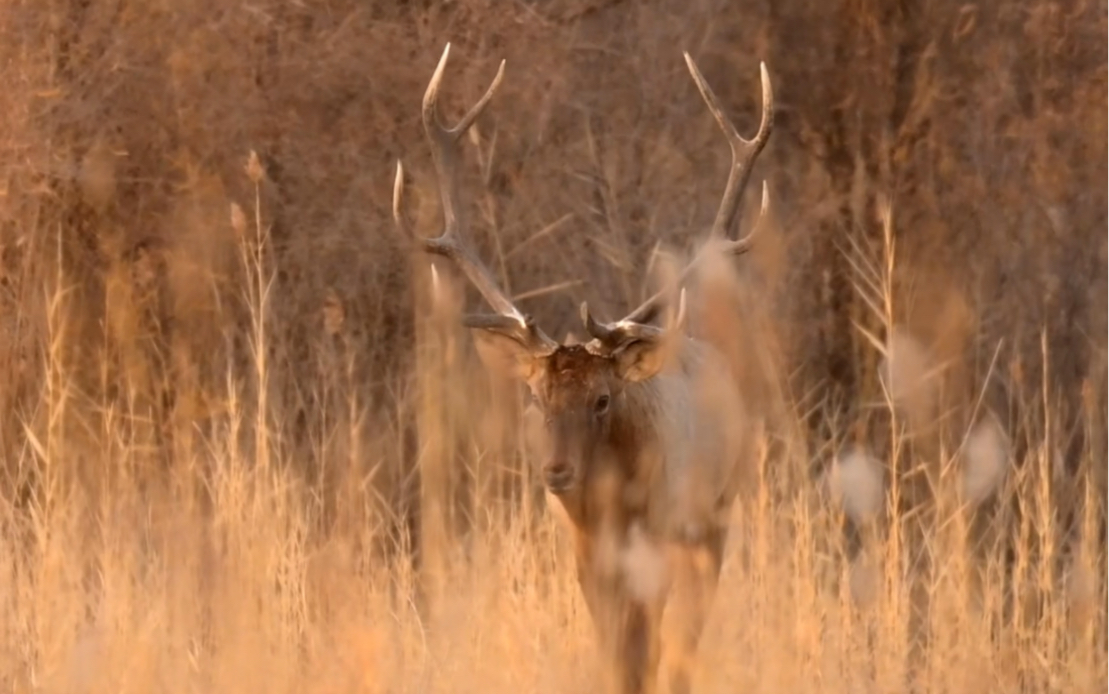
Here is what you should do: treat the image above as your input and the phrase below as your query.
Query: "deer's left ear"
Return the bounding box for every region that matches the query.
[614,338,677,383]
[614,288,687,382]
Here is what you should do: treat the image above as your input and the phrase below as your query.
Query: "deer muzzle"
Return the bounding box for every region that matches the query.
[542,459,576,493]
[541,411,594,494]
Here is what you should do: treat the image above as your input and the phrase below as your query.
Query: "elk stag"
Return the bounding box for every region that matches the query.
[393,43,773,694]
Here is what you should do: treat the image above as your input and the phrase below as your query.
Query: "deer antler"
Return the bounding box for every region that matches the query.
[583,54,774,351]
[394,43,558,354]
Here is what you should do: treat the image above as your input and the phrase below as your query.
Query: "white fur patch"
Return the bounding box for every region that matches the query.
[620,524,671,602]
[825,447,886,524]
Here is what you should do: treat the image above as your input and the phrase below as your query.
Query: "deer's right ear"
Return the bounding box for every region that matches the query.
[470,329,541,381]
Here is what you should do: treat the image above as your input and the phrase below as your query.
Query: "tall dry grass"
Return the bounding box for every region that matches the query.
[0,1,1104,693]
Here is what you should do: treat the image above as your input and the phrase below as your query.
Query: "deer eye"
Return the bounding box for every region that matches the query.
[593,394,611,415]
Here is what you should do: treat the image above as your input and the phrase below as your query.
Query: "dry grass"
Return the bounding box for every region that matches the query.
[0,314,1103,694]
[0,1,1105,693]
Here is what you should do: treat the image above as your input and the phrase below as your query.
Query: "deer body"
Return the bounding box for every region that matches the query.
[534,339,747,694]
[393,43,773,694]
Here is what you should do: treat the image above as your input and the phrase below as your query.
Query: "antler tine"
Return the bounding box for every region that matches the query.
[684,54,774,242]
[580,302,653,348]
[581,284,688,353]
[408,43,556,351]
[393,160,407,231]
[610,182,771,326]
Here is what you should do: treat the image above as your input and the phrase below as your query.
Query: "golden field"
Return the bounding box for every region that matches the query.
[0,2,1104,692]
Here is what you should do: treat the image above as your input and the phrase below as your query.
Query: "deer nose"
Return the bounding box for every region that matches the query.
[543,460,575,493]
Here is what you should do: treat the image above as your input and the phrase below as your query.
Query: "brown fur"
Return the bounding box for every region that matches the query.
[478,333,749,694]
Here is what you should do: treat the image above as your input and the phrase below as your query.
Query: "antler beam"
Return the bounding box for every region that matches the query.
[583,54,775,350]
[394,43,557,353]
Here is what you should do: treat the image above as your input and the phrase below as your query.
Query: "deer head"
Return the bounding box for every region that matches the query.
[393,43,773,495]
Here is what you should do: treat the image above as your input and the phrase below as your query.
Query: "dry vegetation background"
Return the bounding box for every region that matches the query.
[0,0,1105,692]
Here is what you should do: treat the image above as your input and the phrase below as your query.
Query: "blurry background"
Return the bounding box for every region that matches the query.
[0,1,1104,692]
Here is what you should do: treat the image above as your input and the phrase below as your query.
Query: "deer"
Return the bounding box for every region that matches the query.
[392,43,773,694]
